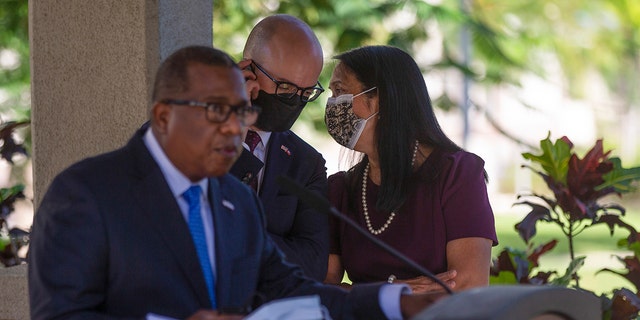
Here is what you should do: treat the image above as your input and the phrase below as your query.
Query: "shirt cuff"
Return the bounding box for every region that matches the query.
[147,313,178,320]
[379,284,412,320]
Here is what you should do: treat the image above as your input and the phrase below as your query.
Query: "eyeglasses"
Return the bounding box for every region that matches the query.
[161,99,261,125]
[252,62,325,102]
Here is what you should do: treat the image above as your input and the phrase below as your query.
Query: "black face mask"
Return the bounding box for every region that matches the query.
[252,90,307,132]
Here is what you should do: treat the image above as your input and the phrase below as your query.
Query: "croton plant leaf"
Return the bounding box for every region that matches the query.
[593,214,637,240]
[522,135,640,222]
[609,288,640,320]
[513,134,640,318]
[598,255,640,293]
[490,242,558,285]
[490,248,531,283]
[514,201,551,244]
[566,139,614,202]
[597,157,640,194]
[529,271,555,285]
[527,239,558,268]
[522,134,572,185]
[550,256,585,287]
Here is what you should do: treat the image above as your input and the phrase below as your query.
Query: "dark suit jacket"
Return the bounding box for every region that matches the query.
[28,128,386,320]
[230,130,329,281]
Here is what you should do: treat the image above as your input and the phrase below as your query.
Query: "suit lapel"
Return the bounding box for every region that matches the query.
[210,176,246,308]
[260,132,294,203]
[129,133,211,308]
[230,149,264,186]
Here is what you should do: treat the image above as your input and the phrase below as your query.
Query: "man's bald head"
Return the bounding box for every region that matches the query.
[243,14,323,70]
[241,14,324,132]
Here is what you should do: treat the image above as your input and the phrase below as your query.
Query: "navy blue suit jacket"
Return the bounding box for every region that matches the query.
[28,128,385,320]
[230,130,329,281]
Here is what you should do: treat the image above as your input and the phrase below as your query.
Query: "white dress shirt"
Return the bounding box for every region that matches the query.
[242,130,271,192]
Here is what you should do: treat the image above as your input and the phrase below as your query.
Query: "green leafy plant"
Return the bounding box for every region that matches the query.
[491,133,640,319]
[0,120,30,267]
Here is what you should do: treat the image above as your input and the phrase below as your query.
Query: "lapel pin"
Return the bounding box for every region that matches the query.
[242,172,253,184]
[280,145,291,156]
[222,199,235,211]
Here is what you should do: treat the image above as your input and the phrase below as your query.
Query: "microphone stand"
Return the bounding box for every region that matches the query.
[276,176,454,295]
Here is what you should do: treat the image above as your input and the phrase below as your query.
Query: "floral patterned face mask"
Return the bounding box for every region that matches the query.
[324,87,377,149]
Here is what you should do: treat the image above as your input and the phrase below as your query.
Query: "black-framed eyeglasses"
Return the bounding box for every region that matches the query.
[161,99,261,125]
[252,62,325,102]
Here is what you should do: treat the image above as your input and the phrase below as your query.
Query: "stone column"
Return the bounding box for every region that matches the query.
[3,1,212,318]
[30,0,212,207]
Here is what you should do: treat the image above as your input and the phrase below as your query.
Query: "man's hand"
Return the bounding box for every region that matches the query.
[395,270,457,293]
[238,59,260,100]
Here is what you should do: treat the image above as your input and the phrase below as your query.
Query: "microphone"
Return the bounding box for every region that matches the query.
[276,175,454,295]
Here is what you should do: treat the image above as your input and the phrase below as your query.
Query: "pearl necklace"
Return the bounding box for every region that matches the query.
[362,141,419,235]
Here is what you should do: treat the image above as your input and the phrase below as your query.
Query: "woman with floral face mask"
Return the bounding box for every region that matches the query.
[323,45,498,294]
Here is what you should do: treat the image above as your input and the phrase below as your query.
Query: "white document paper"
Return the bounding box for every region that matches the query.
[244,295,332,320]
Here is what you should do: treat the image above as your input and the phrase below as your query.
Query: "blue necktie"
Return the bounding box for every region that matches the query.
[183,185,217,308]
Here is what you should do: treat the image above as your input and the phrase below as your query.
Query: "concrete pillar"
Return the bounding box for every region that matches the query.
[2,2,213,319]
[29,0,212,207]
[0,265,28,319]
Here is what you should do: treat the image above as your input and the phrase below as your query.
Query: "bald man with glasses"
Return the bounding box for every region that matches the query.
[230,14,330,281]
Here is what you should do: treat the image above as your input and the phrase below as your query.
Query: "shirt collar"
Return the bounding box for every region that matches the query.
[143,127,208,197]
[255,130,271,146]
[242,130,272,150]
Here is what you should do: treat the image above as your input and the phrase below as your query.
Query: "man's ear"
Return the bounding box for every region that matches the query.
[238,59,260,100]
[151,101,171,134]
[238,59,254,74]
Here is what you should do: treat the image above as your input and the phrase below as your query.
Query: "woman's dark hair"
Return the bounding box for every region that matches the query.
[335,45,462,212]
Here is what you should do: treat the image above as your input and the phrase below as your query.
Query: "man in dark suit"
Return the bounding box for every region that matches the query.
[28,46,442,319]
[230,14,329,281]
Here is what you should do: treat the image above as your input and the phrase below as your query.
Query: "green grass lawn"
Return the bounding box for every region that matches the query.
[493,207,640,296]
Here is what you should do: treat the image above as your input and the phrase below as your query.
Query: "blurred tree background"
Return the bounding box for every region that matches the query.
[0,0,30,187]
[0,0,29,123]
[1,0,639,188]
[0,0,31,264]
[213,0,640,166]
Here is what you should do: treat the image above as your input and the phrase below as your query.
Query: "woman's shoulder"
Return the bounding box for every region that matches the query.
[430,148,485,169]
[328,171,348,186]
[421,148,486,182]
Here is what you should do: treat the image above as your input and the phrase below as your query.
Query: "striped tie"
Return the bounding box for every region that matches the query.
[244,130,262,190]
